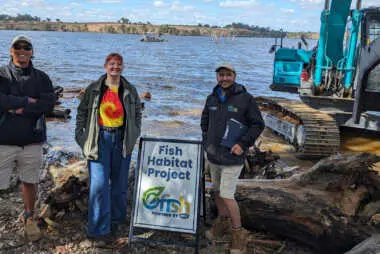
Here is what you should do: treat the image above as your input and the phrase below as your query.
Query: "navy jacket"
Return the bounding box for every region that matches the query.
[0,61,55,145]
[201,83,264,165]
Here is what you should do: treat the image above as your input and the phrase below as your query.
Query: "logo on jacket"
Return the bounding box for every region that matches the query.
[209,106,218,111]
[228,105,238,112]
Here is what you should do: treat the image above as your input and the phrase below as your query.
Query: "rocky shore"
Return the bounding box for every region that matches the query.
[1,137,379,254]
[0,143,319,254]
[1,89,379,253]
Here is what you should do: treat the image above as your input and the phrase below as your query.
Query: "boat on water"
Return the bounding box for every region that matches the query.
[140,33,166,42]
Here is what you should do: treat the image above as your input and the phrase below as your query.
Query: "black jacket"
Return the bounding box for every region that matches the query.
[201,83,264,165]
[75,74,142,160]
[0,61,55,145]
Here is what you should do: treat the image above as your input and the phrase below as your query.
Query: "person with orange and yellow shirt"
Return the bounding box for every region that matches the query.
[75,53,141,246]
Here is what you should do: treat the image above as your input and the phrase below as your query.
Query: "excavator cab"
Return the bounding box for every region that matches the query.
[268,28,314,93]
[352,8,380,126]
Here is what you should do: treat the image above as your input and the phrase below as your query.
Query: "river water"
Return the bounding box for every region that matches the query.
[0,30,309,156]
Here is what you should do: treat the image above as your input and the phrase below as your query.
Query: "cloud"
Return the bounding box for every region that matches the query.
[281,8,295,13]
[86,0,123,3]
[170,1,194,11]
[154,1,194,11]
[154,1,167,7]
[220,0,258,8]
[361,1,378,8]
[289,0,322,5]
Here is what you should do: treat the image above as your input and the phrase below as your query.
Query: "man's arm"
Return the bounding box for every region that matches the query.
[200,99,209,148]
[21,74,55,116]
[0,77,29,111]
[238,96,265,150]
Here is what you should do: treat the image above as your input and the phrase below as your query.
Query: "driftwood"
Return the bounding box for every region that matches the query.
[236,153,380,253]
[39,160,89,227]
[46,108,71,119]
[45,86,72,119]
[40,152,379,253]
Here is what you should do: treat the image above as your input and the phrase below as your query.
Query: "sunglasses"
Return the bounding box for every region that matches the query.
[13,44,33,51]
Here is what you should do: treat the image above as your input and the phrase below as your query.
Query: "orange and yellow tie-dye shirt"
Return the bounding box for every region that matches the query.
[98,86,124,127]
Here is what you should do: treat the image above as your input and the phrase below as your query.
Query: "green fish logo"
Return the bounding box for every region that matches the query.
[142,186,165,209]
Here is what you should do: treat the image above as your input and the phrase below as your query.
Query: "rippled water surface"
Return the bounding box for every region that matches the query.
[0,30,308,154]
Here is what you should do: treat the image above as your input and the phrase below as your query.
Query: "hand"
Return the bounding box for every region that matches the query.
[230,144,244,156]
[15,108,24,114]
[28,97,37,103]
[8,108,24,114]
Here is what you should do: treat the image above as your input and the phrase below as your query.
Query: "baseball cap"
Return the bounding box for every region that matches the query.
[10,35,33,48]
[215,62,236,73]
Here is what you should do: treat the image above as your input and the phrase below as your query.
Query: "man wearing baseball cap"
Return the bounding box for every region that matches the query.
[0,35,55,241]
[201,62,264,253]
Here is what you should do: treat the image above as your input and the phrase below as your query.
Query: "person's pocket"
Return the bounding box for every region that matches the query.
[206,144,216,155]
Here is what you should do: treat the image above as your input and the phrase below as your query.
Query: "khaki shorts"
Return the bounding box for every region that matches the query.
[208,161,243,199]
[0,144,43,190]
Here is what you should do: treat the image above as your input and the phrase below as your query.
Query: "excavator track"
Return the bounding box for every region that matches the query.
[257,97,340,157]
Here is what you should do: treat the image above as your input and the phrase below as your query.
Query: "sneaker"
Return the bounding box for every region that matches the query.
[24,216,41,242]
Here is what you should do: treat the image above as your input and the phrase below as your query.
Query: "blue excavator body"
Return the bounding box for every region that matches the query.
[261,1,380,157]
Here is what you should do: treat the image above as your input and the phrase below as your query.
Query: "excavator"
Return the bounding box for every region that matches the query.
[259,0,380,157]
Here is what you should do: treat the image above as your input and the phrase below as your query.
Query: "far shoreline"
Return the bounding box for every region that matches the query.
[0,21,319,39]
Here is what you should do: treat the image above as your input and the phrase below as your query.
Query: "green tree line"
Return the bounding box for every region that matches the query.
[0,14,41,22]
[1,14,303,38]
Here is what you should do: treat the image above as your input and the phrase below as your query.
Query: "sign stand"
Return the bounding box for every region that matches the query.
[129,137,205,254]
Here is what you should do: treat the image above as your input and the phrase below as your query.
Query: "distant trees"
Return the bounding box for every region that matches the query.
[0,14,40,22]
[0,14,64,23]
[0,13,298,38]
[157,24,180,35]
[198,23,211,28]
[224,22,283,37]
[119,17,130,24]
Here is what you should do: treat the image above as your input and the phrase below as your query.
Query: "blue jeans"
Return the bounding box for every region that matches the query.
[87,129,131,237]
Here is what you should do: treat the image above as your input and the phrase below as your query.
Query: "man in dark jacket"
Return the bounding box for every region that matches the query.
[0,35,55,242]
[201,63,264,254]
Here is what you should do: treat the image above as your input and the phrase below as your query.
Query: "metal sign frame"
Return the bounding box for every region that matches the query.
[129,137,205,253]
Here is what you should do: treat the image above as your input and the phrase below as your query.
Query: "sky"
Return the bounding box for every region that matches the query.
[0,0,378,32]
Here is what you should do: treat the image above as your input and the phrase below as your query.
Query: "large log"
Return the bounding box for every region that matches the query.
[236,153,380,253]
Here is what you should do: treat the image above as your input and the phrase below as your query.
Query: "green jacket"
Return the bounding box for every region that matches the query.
[75,74,142,160]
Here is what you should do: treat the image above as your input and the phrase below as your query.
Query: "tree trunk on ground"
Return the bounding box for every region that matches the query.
[236,153,380,253]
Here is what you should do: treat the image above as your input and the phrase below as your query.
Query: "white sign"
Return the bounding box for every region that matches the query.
[132,138,202,233]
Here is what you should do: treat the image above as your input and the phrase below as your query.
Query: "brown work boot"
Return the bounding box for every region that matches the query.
[24,216,41,242]
[205,217,231,240]
[230,227,249,254]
